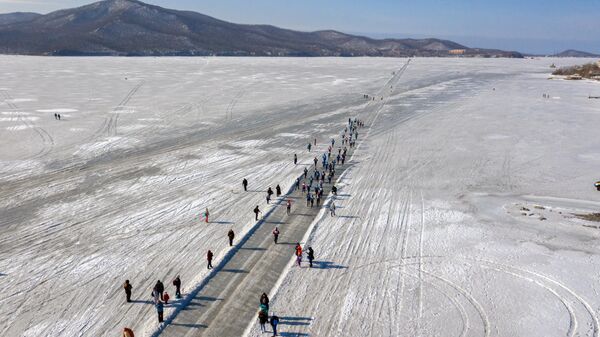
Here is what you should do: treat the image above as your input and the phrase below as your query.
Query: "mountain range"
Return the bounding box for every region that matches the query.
[552,49,600,58]
[0,0,524,57]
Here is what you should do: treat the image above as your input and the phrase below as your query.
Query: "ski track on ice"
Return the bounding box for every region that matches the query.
[0,90,54,160]
[4,57,600,337]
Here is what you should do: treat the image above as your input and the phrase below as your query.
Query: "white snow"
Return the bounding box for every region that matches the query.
[0,56,599,337]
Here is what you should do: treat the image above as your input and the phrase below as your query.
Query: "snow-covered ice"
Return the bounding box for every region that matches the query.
[0,56,599,337]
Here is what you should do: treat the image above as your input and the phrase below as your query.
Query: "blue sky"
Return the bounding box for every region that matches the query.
[1,0,599,54]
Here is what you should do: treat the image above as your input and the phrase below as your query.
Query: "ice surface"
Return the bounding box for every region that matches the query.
[0,56,599,337]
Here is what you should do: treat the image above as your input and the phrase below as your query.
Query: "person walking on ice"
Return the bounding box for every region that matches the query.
[155,300,164,323]
[242,178,248,191]
[154,280,164,301]
[260,293,270,311]
[123,279,133,303]
[307,246,315,268]
[123,327,135,337]
[294,154,297,165]
[203,208,209,223]
[272,227,280,244]
[295,243,303,267]
[330,202,336,216]
[254,205,261,220]
[270,314,280,336]
[172,276,181,299]
[276,184,281,197]
[228,229,235,246]
[207,249,214,269]
[258,310,268,332]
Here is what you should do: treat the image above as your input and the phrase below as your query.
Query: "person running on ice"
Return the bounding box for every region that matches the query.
[228,229,235,246]
[330,202,336,216]
[242,178,248,191]
[204,208,209,223]
[254,206,261,220]
[123,280,133,303]
[294,154,297,165]
[270,314,280,336]
[286,199,292,215]
[258,310,268,332]
[276,185,281,197]
[307,247,315,268]
[207,250,214,269]
[272,227,280,244]
[172,276,181,298]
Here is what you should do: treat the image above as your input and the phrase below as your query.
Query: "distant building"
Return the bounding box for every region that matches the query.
[448,49,466,55]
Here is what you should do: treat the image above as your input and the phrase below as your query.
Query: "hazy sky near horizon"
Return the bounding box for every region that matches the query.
[0,0,598,54]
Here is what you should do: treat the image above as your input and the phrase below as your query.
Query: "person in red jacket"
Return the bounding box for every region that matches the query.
[207,250,214,269]
[295,243,303,267]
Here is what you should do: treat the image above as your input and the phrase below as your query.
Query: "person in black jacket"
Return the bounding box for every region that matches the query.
[254,206,261,221]
[172,276,181,298]
[242,178,248,191]
[228,229,235,246]
[276,185,281,197]
[155,280,164,301]
[307,247,315,268]
[123,280,132,303]
[207,250,214,269]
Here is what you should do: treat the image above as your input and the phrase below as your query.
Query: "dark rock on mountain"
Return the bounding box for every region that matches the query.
[0,0,523,57]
